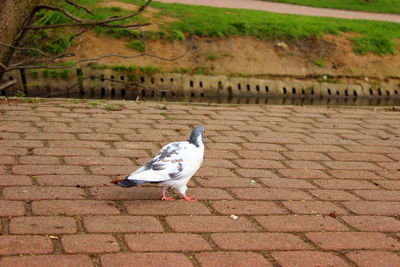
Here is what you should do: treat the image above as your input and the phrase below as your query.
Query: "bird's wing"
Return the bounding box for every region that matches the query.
[126,141,200,183]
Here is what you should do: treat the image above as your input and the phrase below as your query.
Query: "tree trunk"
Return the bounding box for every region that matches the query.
[0,0,39,79]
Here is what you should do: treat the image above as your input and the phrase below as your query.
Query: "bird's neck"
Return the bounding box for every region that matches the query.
[189,135,204,148]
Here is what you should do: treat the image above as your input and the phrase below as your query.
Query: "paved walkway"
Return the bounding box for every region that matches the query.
[1,98,400,266]
[157,0,400,23]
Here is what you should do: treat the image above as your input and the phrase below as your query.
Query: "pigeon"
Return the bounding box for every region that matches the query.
[111,126,206,201]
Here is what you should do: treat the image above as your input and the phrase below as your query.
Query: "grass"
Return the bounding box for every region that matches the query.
[24,0,400,60]
[314,58,326,67]
[117,0,400,55]
[126,40,145,52]
[207,54,219,61]
[91,64,160,73]
[43,69,70,80]
[260,0,400,14]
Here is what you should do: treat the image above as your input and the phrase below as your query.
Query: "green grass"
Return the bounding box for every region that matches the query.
[43,69,70,79]
[91,64,160,73]
[314,58,326,67]
[26,0,400,58]
[146,1,400,55]
[260,0,400,14]
[207,54,219,61]
[126,40,145,52]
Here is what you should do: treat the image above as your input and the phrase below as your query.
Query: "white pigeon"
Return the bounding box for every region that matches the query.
[112,126,206,201]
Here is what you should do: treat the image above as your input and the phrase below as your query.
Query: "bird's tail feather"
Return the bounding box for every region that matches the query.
[111,177,147,187]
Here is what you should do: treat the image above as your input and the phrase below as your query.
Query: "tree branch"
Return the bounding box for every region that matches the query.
[0,80,17,91]
[25,0,152,30]
[64,0,94,16]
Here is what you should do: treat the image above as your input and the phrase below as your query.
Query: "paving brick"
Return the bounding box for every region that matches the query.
[237,150,284,160]
[272,251,350,267]
[166,215,258,232]
[278,169,329,179]
[242,143,287,151]
[84,216,163,233]
[196,252,273,267]
[0,200,25,216]
[0,175,32,186]
[64,156,132,166]
[3,186,86,200]
[102,148,149,158]
[306,232,400,250]
[343,201,400,215]
[196,167,237,177]
[345,145,400,154]
[206,143,241,150]
[101,253,192,267]
[12,165,86,175]
[0,140,44,148]
[114,141,159,151]
[37,175,110,186]
[32,200,120,215]
[328,152,392,162]
[324,161,381,170]
[196,177,261,188]
[0,155,15,164]
[256,215,348,232]
[309,189,360,200]
[89,165,135,175]
[34,147,100,156]
[376,170,400,179]
[203,158,236,168]
[211,233,310,250]
[353,190,400,201]
[346,251,400,267]
[42,127,93,133]
[329,170,380,179]
[125,233,212,251]
[231,188,313,200]
[236,169,278,178]
[186,188,233,200]
[342,216,400,231]
[10,216,77,234]
[373,180,400,190]
[283,151,330,161]
[19,156,60,165]
[0,235,53,256]
[0,147,28,156]
[282,201,348,215]
[24,133,76,140]
[260,178,316,189]
[204,149,238,159]
[78,133,121,141]
[212,200,287,215]
[287,144,345,152]
[376,162,400,170]
[91,186,162,200]
[62,234,119,253]
[48,140,111,149]
[125,200,210,215]
[235,159,284,169]
[313,179,377,189]
[0,255,93,267]
[284,160,326,170]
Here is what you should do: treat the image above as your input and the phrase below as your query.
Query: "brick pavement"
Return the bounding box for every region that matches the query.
[0,98,400,267]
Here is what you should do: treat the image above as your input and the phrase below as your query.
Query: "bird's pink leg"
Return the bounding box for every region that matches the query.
[161,186,174,201]
[182,195,197,202]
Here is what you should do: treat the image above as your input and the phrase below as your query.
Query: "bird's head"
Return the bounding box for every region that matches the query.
[188,126,206,147]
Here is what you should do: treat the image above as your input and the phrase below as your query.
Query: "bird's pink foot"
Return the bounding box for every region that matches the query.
[182,195,197,201]
[162,196,174,201]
